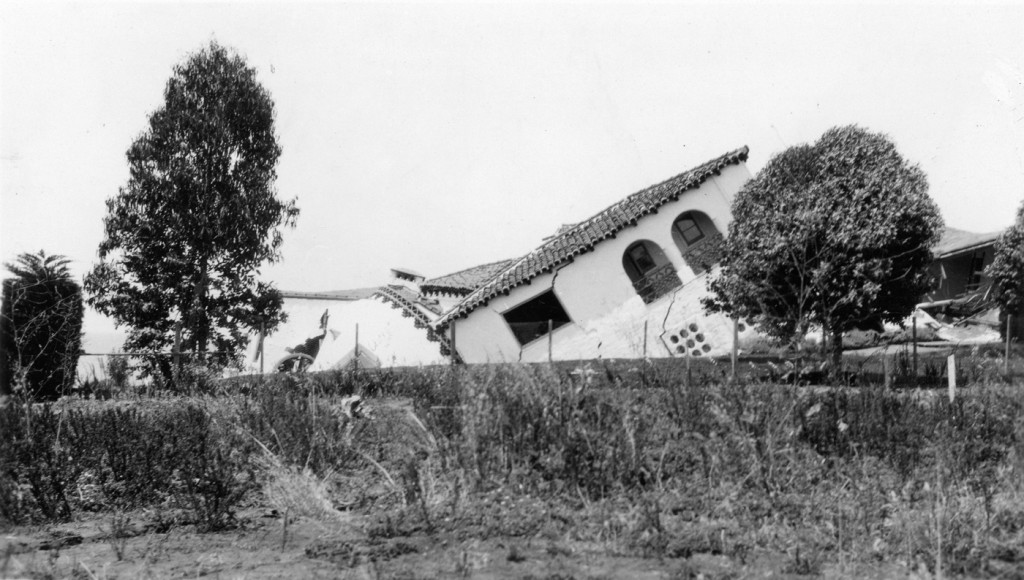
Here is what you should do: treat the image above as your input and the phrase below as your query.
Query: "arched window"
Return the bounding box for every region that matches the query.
[623,242,659,279]
[671,211,724,274]
[673,214,705,246]
[622,241,680,304]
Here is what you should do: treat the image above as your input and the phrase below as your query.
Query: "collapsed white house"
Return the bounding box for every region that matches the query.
[252,146,1017,372]
[254,148,756,371]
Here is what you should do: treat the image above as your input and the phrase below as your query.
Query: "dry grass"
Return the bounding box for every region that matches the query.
[254,449,344,524]
[4,354,1024,577]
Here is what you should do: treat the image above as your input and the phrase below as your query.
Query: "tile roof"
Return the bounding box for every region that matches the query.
[420,259,518,297]
[435,146,749,329]
[933,227,1003,258]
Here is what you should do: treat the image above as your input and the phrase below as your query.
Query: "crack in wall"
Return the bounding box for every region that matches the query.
[660,288,681,357]
[538,265,569,362]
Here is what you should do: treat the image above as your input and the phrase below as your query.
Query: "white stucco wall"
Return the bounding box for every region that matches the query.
[242,295,446,372]
[451,164,752,363]
[449,270,561,363]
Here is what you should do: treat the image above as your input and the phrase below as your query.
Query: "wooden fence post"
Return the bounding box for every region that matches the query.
[883,353,892,389]
[643,320,648,359]
[947,354,957,403]
[685,344,691,389]
[259,320,266,374]
[912,312,918,386]
[1007,314,1013,376]
[731,318,739,383]
[173,321,183,376]
[450,322,457,366]
[548,319,553,363]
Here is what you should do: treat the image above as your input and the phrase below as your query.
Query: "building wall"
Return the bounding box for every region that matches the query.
[242,296,447,372]
[451,164,753,363]
[928,248,995,301]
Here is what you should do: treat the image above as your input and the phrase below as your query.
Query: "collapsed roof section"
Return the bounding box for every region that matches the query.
[433,146,750,330]
[280,288,379,301]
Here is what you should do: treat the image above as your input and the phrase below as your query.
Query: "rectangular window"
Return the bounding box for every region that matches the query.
[674,217,705,245]
[502,290,572,345]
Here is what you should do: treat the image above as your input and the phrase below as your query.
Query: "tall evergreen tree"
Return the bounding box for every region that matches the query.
[1,251,84,399]
[86,42,298,378]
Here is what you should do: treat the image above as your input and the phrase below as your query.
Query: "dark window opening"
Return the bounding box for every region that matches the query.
[965,251,986,292]
[626,243,657,275]
[621,241,681,304]
[502,290,572,345]
[672,211,723,274]
[673,214,705,245]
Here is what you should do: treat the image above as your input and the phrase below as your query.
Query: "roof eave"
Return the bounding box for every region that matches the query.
[936,240,999,260]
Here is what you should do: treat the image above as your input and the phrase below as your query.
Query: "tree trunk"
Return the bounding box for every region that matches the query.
[196,262,209,363]
[187,261,209,364]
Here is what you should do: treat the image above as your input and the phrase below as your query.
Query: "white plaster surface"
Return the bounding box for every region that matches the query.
[243,296,445,372]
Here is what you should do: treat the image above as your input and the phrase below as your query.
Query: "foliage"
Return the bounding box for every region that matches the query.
[85,41,298,379]
[232,385,360,474]
[0,251,84,399]
[168,404,255,530]
[705,125,943,367]
[105,354,131,391]
[0,403,84,522]
[985,198,1024,317]
[0,402,253,529]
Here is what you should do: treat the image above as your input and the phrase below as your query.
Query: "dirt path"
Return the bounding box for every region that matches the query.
[2,507,917,579]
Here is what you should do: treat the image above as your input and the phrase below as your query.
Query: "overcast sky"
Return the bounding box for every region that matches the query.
[3,2,1024,336]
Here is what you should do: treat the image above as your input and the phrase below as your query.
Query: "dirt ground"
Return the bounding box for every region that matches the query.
[2,505,928,580]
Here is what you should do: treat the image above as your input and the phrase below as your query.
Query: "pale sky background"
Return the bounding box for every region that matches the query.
[3,2,1024,340]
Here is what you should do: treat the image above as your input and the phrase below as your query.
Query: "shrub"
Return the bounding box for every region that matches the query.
[168,405,254,530]
[0,403,85,522]
[232,387,358,475]
[0,401,254,528]
[416,365,669,498]
[105,355,131,391]
[798,387,1018,481]
[985,199,1024,318]
[73,406,177,509]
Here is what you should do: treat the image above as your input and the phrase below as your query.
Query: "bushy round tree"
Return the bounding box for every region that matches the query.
[0,251,84,399]
[705,125,944,370]
[986,199,1024,322]
[86,42,297,379]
